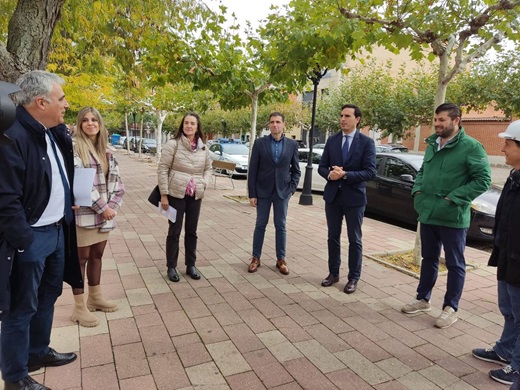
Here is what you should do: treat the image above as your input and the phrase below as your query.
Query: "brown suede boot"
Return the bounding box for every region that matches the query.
[70,294,99,327]
[87,285,118,313]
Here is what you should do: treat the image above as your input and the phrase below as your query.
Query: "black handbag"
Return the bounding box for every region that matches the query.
[147,185,161,207]
[148,139,178,207]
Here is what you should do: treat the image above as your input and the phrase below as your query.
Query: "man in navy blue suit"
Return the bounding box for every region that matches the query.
[247,112,300,275]
[318,104,376,294]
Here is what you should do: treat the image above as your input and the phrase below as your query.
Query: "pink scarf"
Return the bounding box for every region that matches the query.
[185,138,197,196]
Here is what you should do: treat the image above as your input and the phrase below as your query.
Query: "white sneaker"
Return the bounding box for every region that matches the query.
[435,306,457,328]
[401,299,431,314]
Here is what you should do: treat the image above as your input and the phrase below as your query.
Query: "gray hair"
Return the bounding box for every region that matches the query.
[13,70,65,106]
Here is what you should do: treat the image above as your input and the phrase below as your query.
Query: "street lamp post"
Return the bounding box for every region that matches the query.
[299,66,328,206]
[132,112,137,152]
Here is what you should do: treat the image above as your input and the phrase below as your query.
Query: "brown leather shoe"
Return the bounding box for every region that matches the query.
[248,257,260,273]
[344,279,358,294]
[276,259,289,275]
[321,274,339,287]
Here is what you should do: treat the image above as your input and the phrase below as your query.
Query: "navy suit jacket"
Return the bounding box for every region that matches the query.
[318,130,376,206]
[248,135,301,199]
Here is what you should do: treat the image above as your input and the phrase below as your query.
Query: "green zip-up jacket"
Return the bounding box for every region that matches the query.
[412,127,491,228]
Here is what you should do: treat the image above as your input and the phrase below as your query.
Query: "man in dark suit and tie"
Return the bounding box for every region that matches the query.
[247,112,301,275]
[318,104,376,294]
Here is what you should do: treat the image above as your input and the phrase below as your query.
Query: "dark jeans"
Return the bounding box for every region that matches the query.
[325,192,365,281]
[252,192,290,260]
[166,195,202,268]
[0,223,65,382]
[416,223,467,311]
[494,280,520,371]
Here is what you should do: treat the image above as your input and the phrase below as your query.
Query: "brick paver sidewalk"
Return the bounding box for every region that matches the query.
[23,150,503,390]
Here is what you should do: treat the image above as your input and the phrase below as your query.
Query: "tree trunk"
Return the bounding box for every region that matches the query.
[434,52,449,109]
[246,93,260,198]
[125,112,131,154]
[0,0,66,82]
[249,93,259,148]
[413,51,449,265]
[139,111,144,158]
[155,109,168,162]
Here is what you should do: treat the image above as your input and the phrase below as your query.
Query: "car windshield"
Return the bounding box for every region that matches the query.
[400,155,424,171]
[142,139,156,145]
[223,144,249,155]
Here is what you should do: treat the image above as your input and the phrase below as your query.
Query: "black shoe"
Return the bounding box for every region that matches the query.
[186,266,201,280]
[27,348,77,372]
[321,274,339,287]
[167,267,180,282]
[344,279,358,294]
[4,375,50,390]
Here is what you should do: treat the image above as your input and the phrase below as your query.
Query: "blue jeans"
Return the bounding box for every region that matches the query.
[252,193,290,260]
[416,223,467,311]
[494,280,520,371]
[325,194,365,281]
[0,223,65,382]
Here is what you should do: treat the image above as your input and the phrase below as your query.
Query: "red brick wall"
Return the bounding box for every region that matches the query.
[399,121,510,156]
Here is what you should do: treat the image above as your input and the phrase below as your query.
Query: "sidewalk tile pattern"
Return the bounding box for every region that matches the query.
[8,151,507,390]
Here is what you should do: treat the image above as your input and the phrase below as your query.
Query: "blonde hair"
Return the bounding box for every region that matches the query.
[74,107,108,172]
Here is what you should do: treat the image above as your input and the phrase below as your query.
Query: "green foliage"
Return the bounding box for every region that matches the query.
[201,100,309,137]
[259,0,357,91]
[276,0,520,108]
[0,0,16,41]
[316,62,437,139]
[335,0,520,62]
[460,49,520,117]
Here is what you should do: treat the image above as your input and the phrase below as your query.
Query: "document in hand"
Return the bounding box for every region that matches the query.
[157,204,177,223]
[74,168,96,206]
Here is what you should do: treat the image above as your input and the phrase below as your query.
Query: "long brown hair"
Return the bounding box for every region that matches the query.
[174,112,205,142]
[74,107,108,171]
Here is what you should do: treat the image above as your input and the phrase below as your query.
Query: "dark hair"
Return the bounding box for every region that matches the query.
[175,112,205,141]
[341,103,362,128]
[435,103,461,121]
[269,112,285,122]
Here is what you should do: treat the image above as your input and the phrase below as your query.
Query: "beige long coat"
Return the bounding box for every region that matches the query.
[158,135,212,201]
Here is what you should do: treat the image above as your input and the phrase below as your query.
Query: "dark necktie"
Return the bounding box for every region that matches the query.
[46,130,73,224]
[342,134,349,165]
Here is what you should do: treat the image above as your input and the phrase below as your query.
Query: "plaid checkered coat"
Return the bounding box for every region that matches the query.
[74,149,125,232]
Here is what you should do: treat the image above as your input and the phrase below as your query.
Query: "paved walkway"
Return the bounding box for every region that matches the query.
[23,151,507,389]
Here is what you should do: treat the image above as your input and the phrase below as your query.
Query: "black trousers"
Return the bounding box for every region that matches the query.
[165,195,202,268]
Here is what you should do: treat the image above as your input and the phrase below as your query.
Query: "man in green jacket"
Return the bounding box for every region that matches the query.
[401,103,491,328]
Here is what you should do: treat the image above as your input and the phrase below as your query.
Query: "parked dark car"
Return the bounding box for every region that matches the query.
[375,144,409,153]
[366,153,500,241]
[124,137,157,153]
[136,138,157,154]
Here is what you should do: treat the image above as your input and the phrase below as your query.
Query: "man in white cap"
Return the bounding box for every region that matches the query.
[472,120,520,388]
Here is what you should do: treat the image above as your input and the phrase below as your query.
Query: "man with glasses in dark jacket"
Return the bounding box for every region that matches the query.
[472,120,520,388]
[0,71,82,390]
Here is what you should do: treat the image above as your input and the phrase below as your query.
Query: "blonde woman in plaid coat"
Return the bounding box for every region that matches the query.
[69,107,125,327]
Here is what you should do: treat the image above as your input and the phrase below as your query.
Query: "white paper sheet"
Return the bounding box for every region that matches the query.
[73,168,96,207]
[157,203,177,223]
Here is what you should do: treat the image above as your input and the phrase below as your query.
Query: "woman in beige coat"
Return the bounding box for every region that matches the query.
[158,113,212,282]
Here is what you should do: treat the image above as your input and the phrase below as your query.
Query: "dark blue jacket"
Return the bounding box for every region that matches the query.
[318,130,376,206]
[488,170,520,285]
[0,106,83,318]
[248,135,300,199]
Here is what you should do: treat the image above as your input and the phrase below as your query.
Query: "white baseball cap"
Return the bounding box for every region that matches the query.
[498,120,520,141]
